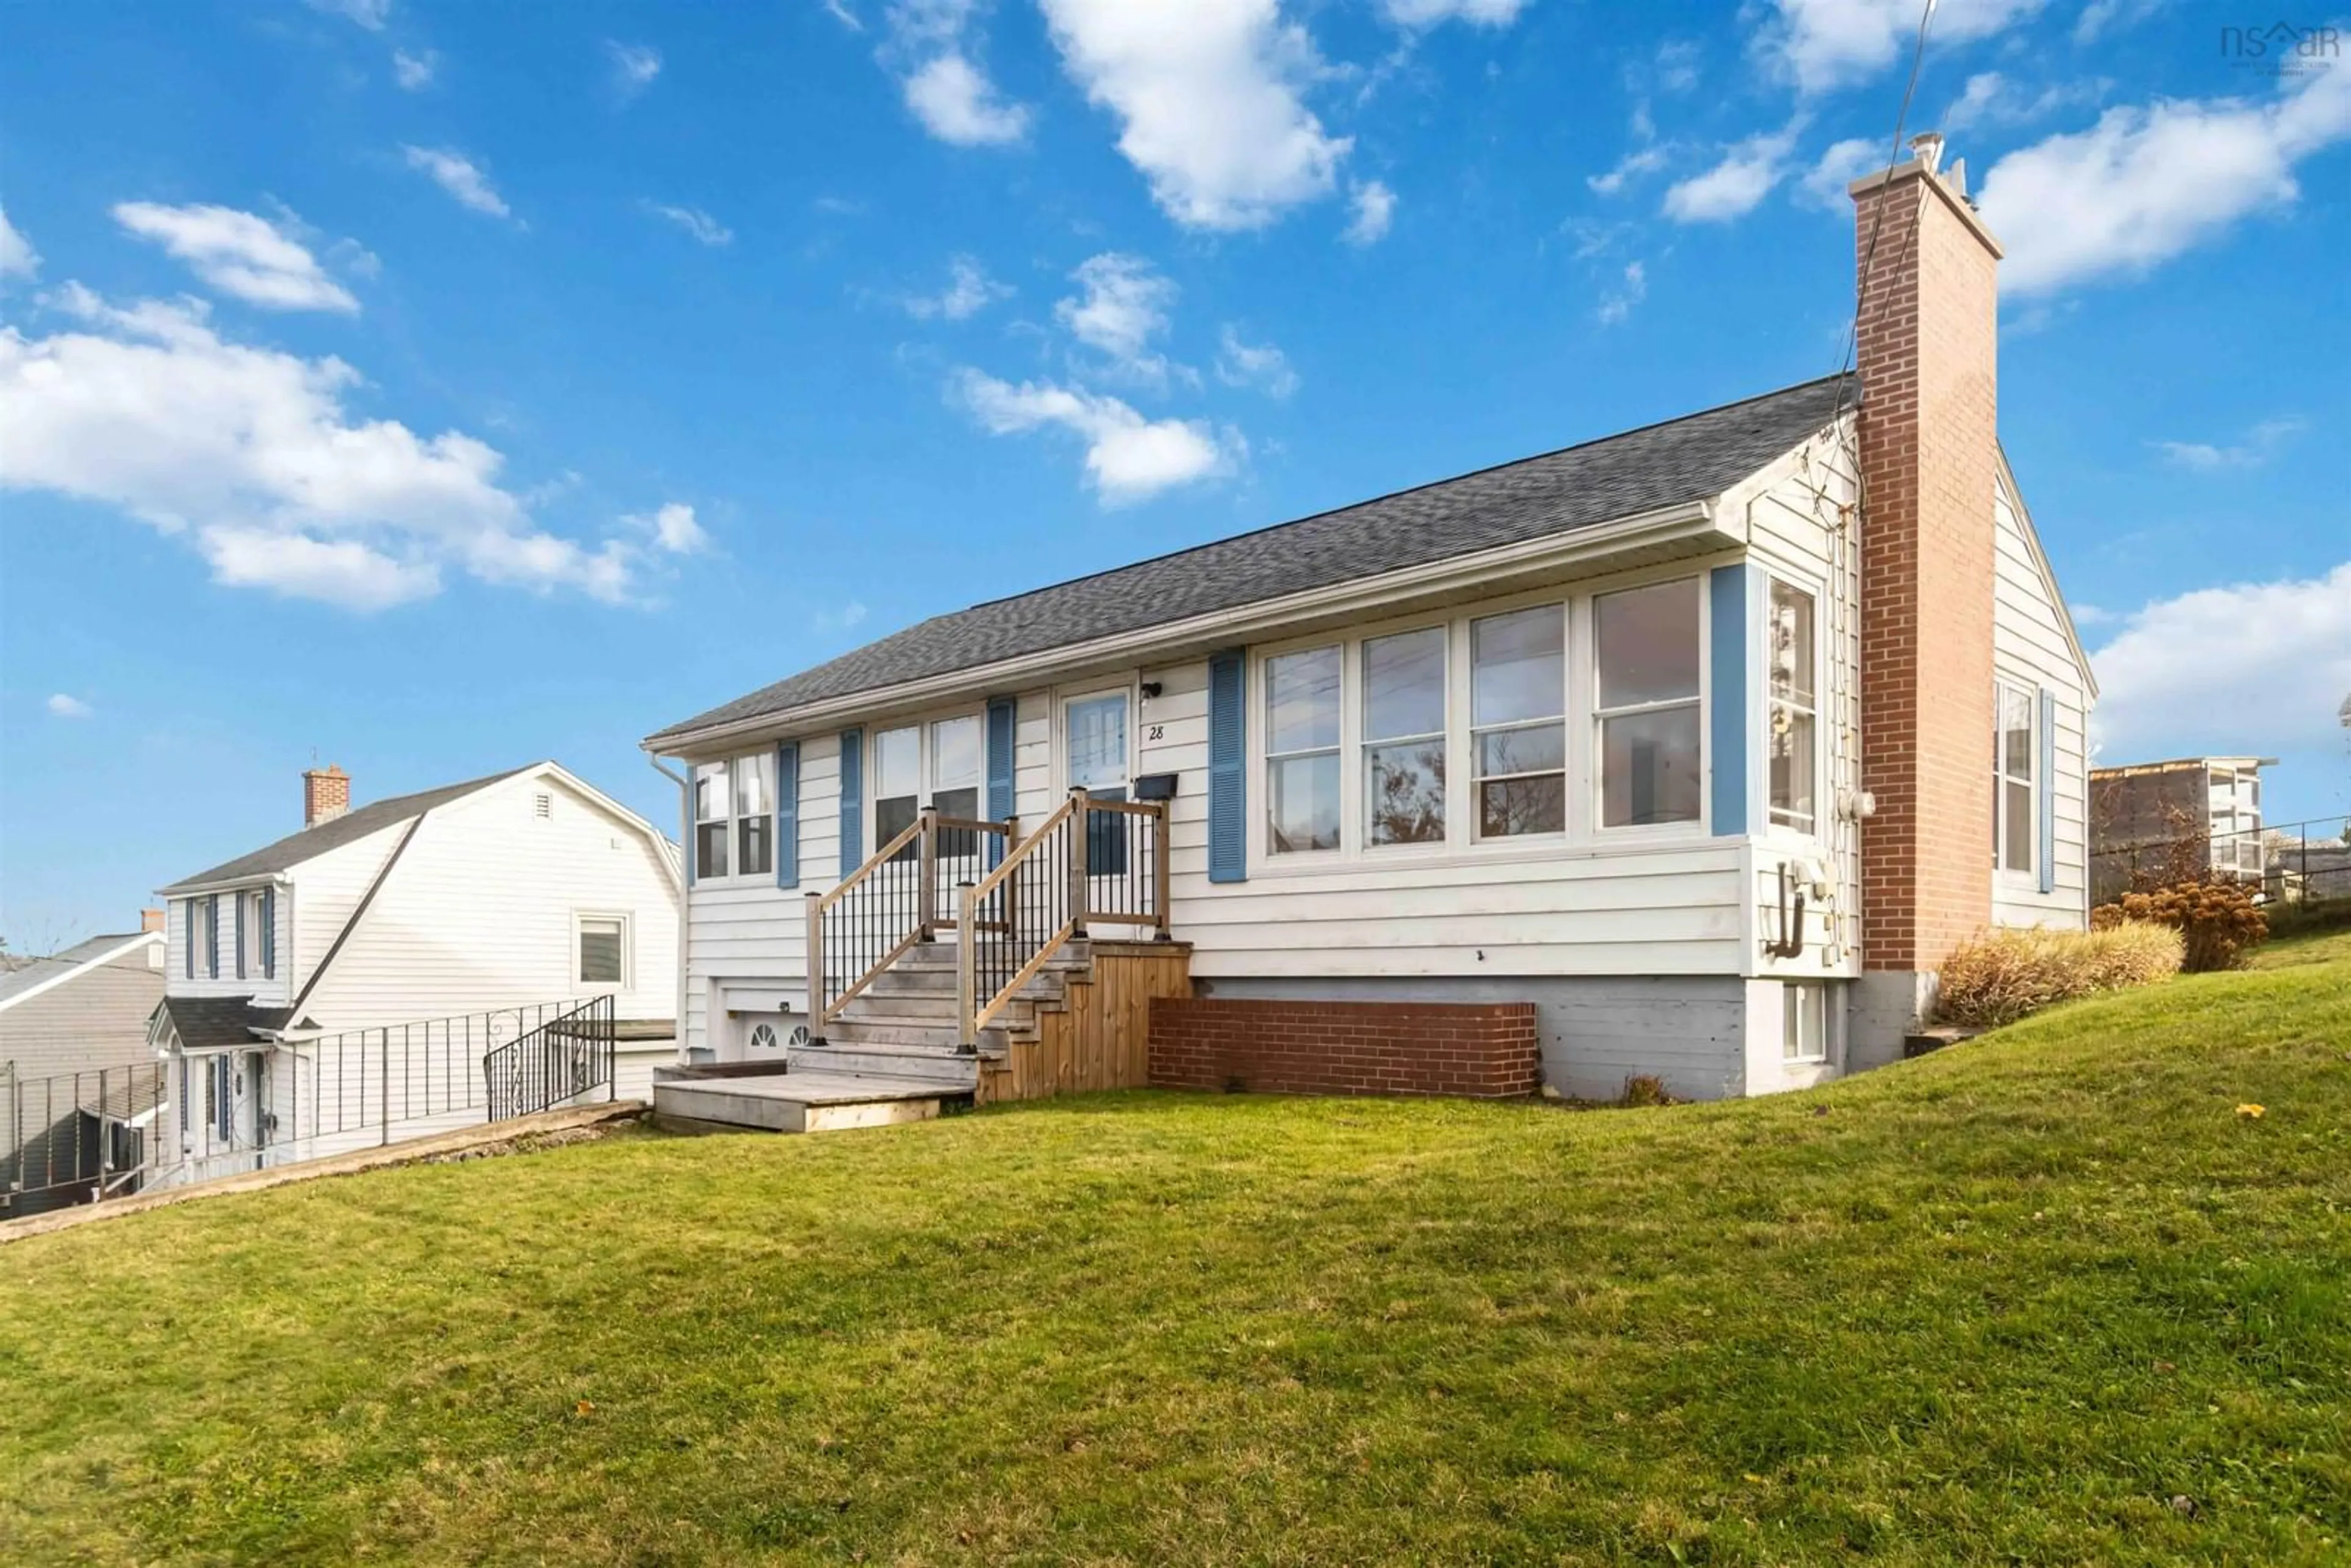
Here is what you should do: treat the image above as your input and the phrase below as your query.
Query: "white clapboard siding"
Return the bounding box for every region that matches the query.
[163,850,329,1007]
[1991,474,2092,930]
[299,775,678,1032]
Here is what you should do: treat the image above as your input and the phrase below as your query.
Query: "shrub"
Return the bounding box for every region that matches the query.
[1936,922,2184,1027]
[1618,1073,1680,1108]
[2093,880,2268,972]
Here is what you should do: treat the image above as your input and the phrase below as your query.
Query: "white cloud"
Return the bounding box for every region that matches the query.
[825,0,864,30]
[901,53,1032,143]
[306,0,392,29]
[1381,0,1527,25]
[0,206,39,282]
[392,48,437,89]
[2072,0,2162,44]
[1595,259,1646,324]
[2155,417,2306,472]
[629,501,710,553]
[1038,0,1351,230]
[1588,142,1671,197]
[1215,326,1299,398]
[45,694,92,719]
[1976,67,2351,294]
[0,284,644,610]
[111,203,359,313]
[1796,135,1881,209]
[1663,124,1800,222]
[903,253,1012,320]
[2090,562,2351,762]
[883,2,1030,146]
[1344,179,1396,244]
[952,369,1237,503]
[1653,38,1701,93]
[1943,70,2110,133]
[646,203,734,246]
[1761,0,2044,96]
[402,146,512,220]
[1055,252,1179,380]
[607,40,662,99]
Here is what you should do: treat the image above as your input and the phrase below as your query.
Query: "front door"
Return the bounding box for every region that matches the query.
[1064,690,1130,883]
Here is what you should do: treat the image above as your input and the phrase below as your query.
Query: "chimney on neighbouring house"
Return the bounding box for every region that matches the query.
[1848,135,2003,1011]
[304,763,351,828]
[140,907,166,934]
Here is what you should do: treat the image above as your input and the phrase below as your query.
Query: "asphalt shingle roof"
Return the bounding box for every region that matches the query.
[157,996,312,1051]
[160,768,533,893]
[648,373,1856,745]
[0,934,152,1008]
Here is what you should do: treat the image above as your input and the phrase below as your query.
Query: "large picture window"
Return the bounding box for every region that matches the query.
[1471,606,1565,838]
[1995,682,2036,877]
[1594,578,1702,828]
[1266,646,1341,853]
[1363,627,1446,846]
[1768,579,1818,832]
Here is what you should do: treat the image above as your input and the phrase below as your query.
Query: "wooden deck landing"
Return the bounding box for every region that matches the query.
[650,1071,958,1136]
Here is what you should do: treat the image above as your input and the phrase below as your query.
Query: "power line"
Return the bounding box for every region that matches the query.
[1829,0,1942,426]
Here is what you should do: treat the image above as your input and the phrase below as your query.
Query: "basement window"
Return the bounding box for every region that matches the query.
[1783,983,1829,1063]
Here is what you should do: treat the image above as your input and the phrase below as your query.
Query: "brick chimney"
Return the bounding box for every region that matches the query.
[1849,138,2002,1002]
[140,907,166,934]
[304,763,351,827]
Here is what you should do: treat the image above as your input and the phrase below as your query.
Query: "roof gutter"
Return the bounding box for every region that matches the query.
[645,497,1725,757]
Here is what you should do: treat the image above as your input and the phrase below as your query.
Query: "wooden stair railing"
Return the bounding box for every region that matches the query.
[805,806,1014,1038]
[956,787,1170,1047]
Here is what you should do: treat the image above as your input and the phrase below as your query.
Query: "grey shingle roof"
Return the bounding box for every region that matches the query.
[157,996,313,1050]
[0,934,152,1008]
[648,373,1856,746]
[160,768,533,893]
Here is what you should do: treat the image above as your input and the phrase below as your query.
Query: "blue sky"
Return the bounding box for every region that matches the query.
[2,0,2346,945]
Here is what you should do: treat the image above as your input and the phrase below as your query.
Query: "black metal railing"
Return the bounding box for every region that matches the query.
[807,808,1012,1027]
[956,789,1169,1040]
[1,1062,169,1218]
[2091,814,2351,907]
[483,994,617,1121]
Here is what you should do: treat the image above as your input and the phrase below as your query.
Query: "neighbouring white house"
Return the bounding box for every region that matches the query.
[150,762,680,1180]
[1,922,168,1216]
[640,135,2096,1112]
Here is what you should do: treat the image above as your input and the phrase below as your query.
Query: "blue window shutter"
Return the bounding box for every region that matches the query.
[234,894,247,980]
[206,894,220,978]
[838,727,864,877]
[1708,564,1752,836]
[775,741,801,889]
[2038,687,2057,895]
[184,899,196,979]
[261,887,276,979]
[1208,649,1247,884]
[985,697,1016,820]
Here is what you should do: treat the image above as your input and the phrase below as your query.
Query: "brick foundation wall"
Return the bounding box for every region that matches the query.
[1850,158,2002,974]
[1147,997,1540,1099]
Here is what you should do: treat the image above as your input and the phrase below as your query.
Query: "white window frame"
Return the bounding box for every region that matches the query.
[1782,981,1832,1064]
[1764,573,1824,837]
[1263,645,1345,857]
[1993,679,2037,884]
[1243,566,1714,874]
[692,754,779,883]
[1362,625,1450,850]
[1591,576,1708,838]
[1469,604,1569,847]
[863,705,992,857]
[573,910,632,991]
[241,889,268,978]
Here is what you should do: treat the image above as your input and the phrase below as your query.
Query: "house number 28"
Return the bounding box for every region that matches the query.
[1146,724,1164,741]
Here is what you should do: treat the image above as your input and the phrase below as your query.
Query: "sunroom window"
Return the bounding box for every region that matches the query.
[1595,578,1702,828]
[1363,627,1446,847]
[1266,646,1341,853]
[1768,579,1818,832]
[1471,606,1565,838]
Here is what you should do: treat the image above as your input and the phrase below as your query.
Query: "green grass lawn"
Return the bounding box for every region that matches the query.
[5,939,2349,1566]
